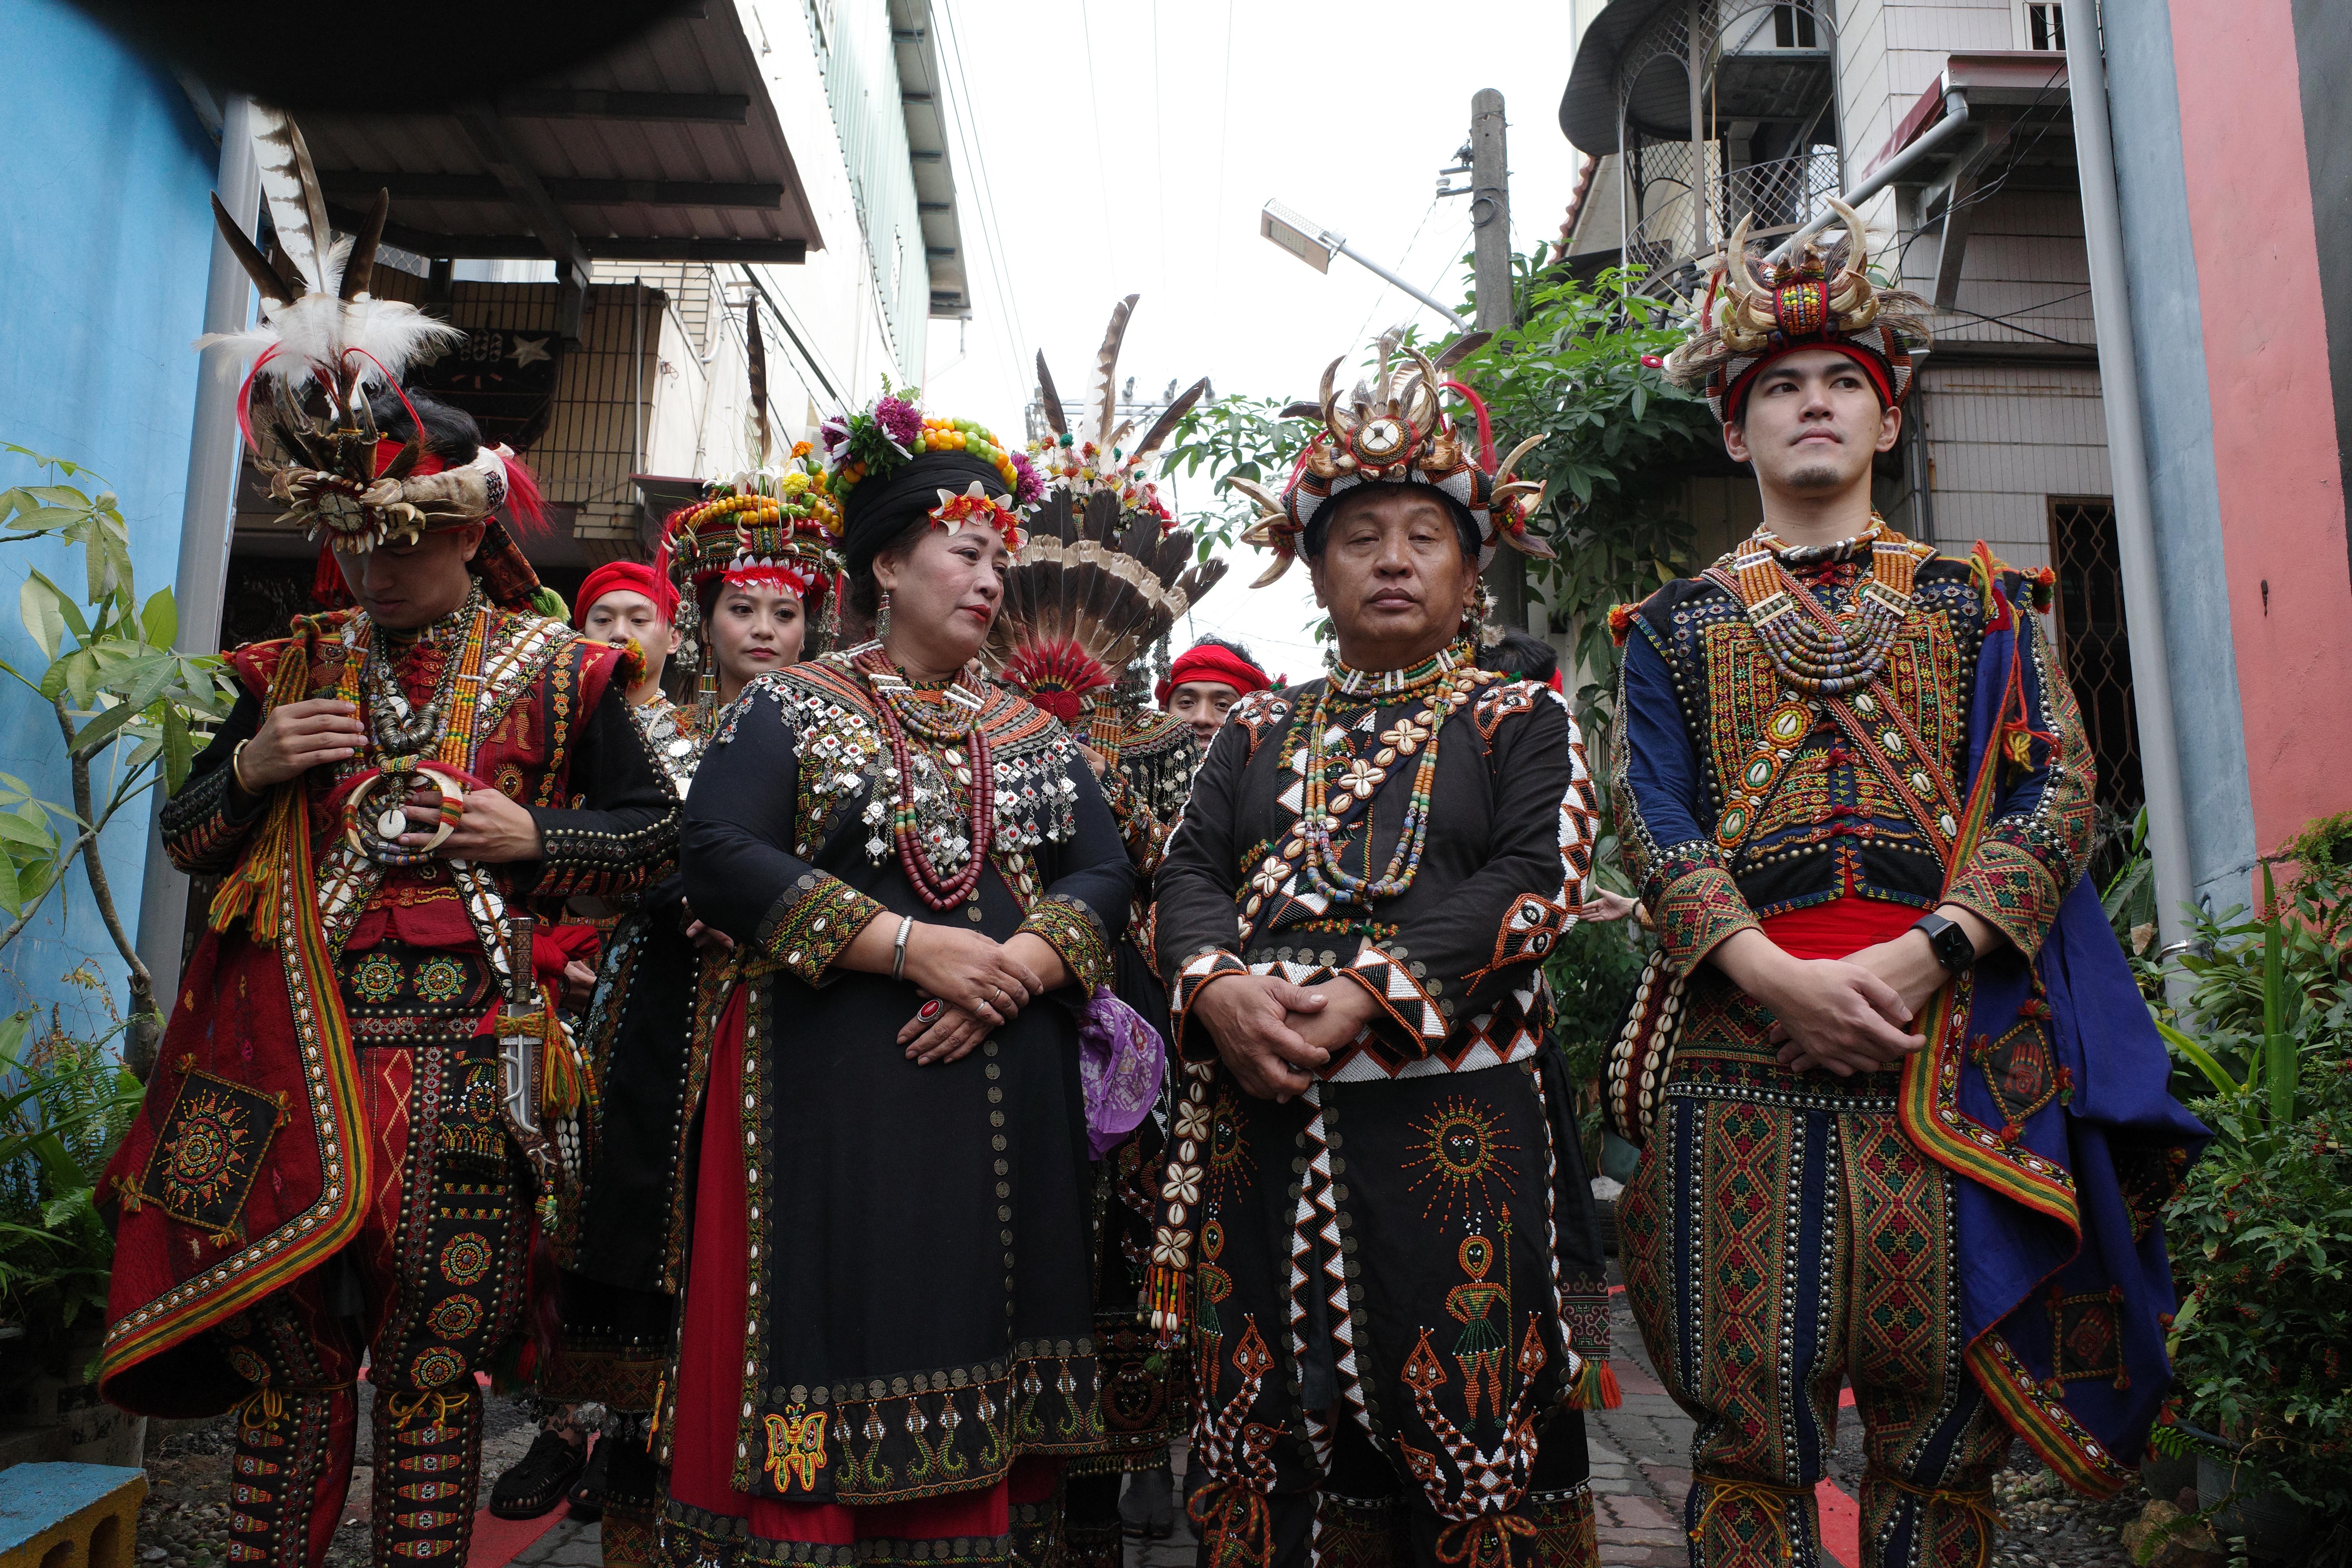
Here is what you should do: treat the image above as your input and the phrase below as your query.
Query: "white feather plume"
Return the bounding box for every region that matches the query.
[195,234,461,383]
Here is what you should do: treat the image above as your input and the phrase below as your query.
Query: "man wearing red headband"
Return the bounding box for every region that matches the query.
[1156,637,1270,748]
[1611,207,2201,1564]
[481,556,702,1537]
[576,561,682,710]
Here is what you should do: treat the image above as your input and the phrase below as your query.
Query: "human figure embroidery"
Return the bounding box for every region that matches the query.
[1148,342,1615,1568]
[1610,202,2205,1568]
[660,391,1132,1568]
[96,110,676,1568]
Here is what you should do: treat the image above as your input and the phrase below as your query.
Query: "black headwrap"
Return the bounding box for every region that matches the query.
[842,451,1014,577]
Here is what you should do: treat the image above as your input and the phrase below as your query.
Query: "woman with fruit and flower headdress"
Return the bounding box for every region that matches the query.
[659,389,1134,1568]
[492,444,851,1559]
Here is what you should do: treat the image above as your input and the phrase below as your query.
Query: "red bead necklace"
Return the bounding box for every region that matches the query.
[854,646,996,911]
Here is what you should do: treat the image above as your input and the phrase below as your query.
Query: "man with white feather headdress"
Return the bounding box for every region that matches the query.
[94,107,679,1568]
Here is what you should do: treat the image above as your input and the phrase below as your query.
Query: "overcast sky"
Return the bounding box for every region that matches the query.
[922,0,1598,675]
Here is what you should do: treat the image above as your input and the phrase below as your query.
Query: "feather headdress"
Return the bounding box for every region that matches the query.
[198,105,490,555]
[990,297,1224,731]
[1026,296,1209,526]
[1660,198,1933,421]
[1225,338,1557,587]
[984,484,1227,729]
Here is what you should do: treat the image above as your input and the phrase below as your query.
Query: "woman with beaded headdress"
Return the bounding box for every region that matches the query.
[1608,203,2201,1565]
[1145,341,1615,1568]
[659,390,1132,1568]
[490,452,851,1557]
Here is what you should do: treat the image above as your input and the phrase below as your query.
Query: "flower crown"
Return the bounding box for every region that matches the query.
[661,441,844,604]
[818,389,1043,514]
[931,481,1027,551]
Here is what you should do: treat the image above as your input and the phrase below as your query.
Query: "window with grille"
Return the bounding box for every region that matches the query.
[2027,2,2065,50]
[1773,2,1819,48]
[2048,498,2145,872]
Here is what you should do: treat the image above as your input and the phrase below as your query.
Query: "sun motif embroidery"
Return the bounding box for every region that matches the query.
[426,1295,483,1340]
[764,1404,829,1492]
[1205,1087,1255,1195]
[1404,1098,1519,1227]
[139,1067,286,1234]
[439,1232,493,1286]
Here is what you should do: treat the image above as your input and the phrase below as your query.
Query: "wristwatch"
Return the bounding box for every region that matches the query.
[1911,911,1976,975]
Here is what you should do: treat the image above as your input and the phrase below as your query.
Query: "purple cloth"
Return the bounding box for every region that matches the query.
[1077,986,1165,1160]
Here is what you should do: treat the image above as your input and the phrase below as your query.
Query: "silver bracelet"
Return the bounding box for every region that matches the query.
[891,915,914,981]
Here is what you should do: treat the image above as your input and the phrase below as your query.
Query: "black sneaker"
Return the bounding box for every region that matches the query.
[1120,1466,1176,1540]
[489,1430,588,1521]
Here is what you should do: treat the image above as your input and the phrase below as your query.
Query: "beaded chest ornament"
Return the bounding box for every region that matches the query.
[852,646,996,911]
[339,585,492,865]
[1296,640,1484,905]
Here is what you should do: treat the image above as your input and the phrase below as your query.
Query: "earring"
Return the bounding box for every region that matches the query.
[877,586,893,642]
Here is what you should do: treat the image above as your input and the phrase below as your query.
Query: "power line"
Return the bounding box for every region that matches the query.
[1073,0,1119,281]
[1349,194,1448,346]
[1208,0,1235,304]
[933,0,1028,375]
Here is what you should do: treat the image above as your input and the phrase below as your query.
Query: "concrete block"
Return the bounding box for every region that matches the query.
[0,1464,147,1568]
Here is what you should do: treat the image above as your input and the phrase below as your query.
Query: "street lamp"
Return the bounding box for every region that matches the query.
[1259,199,1469,330]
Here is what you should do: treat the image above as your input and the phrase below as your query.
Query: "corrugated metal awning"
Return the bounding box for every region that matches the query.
[290,3,820,314]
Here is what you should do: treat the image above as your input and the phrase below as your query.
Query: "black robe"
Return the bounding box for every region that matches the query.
[668,655,1133,1512]
[1148,648,1614,1552]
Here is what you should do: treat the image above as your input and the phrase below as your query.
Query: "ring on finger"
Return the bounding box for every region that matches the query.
[919,999,942,1022]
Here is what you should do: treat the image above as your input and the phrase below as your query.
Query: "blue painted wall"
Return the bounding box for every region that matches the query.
[2100,0,2259,921]
[0,0,216,1031]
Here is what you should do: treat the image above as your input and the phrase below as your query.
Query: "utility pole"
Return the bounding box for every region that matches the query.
[1468,88,1528,630]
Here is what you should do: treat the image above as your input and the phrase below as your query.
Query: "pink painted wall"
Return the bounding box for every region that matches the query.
[2169,0,2352,858]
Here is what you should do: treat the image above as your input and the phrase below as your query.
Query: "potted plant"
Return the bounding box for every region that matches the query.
[2151,829,2352,1565]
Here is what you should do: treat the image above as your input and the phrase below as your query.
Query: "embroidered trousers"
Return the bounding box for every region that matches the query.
[212,1039,535,1568]
[1622,1059,2013,1568]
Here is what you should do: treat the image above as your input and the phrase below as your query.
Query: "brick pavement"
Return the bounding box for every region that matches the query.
[1586,1274,1703,1568]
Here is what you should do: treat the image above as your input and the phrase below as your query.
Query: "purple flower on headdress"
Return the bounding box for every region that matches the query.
[874,395,922,449]
[818,414,851,461]
[1010,449,1044,508]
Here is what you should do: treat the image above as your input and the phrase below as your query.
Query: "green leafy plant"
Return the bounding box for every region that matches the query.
[2152,837,2352,1523]
[0,445,234,1073]
[0,988,143,1363]
[1443,263,1717,713]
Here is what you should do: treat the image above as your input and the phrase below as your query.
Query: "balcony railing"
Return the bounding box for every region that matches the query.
[1625,143,1843,274]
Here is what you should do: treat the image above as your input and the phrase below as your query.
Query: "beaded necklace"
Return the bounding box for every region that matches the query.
[1297,638,1482,904]
[1715,517,1926,696]
[345,583,492,864]
[852,644,996,911]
